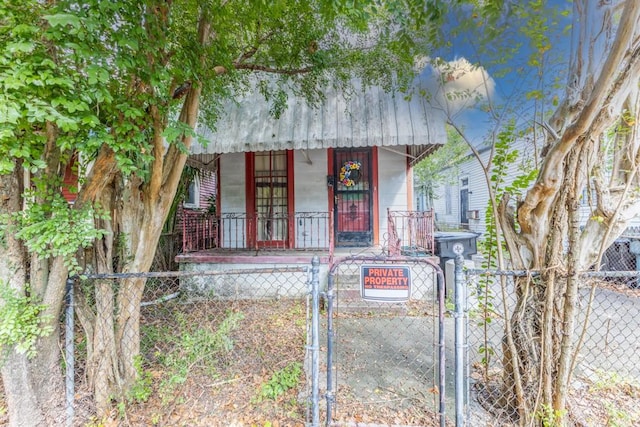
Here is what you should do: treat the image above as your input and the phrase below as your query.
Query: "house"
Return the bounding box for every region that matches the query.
[176,80,447,290]
[428,137,538,235]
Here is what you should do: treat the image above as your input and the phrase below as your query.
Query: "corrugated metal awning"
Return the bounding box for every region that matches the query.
[191,81,446,166]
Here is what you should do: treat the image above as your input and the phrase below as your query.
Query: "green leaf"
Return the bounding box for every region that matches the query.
[42,13,81,29]
[6,42,36,54]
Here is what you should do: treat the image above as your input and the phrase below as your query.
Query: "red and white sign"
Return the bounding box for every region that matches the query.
[360,265,411,302]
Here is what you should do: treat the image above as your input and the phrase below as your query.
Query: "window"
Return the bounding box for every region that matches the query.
[184,177,200,209]
[445,185,452,215]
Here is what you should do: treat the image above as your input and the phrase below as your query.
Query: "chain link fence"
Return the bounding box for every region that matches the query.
[463,268,640,426]
[43,244,640,426]
[323,256,447,426]
[71,265,314,426]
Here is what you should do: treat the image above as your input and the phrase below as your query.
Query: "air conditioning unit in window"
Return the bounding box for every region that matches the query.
[467,210,480,220]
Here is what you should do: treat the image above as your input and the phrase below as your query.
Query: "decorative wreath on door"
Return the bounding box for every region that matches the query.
[339,161,361,186]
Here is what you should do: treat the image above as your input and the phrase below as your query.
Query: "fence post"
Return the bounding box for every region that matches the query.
[437,269,446,427]
[65,276,75,427]
[325,271,336,425]
[310,255,321,427]
[454,248,467,426]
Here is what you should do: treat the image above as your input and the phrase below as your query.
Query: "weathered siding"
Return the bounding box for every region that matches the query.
[293,150,328,212]
[377,148,409,245]
[219,153,247,248]
[293,150,330,248]
[220,153,247,214]
[198,171,216,211]
[216,147,416,249]
[431,138,537,235]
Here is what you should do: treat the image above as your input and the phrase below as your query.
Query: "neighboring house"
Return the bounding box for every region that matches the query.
[429,137,539,235]
[428,135,640,271]
[176,81,447,281]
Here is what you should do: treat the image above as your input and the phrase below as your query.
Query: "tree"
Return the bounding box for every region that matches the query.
[0,0,442,424]
[413,126,468,211]
[432,1,640,424]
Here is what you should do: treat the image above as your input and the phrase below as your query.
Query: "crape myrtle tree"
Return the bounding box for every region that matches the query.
[0,0,446,424]
[431,1,640,424]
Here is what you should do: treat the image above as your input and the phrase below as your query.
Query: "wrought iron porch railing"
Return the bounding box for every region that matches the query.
[387,209,435,256]
[181,211,332,253]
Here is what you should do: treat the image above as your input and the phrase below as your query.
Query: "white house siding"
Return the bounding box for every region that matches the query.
[219,152,247,248]
[293,149,330,248]
[377,148,410,246]
[431,136,640,238]
[293,150,329,212]
[218,147,415,249]
[432,138,537,236]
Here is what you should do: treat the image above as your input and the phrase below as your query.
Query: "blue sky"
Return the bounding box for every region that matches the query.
[415,0,574,145]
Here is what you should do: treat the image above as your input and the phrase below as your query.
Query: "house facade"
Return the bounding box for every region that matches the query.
[429,137,539,235]
[177,82,446,272]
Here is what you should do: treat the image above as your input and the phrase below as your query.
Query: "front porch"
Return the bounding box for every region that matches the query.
[175,209,436,265]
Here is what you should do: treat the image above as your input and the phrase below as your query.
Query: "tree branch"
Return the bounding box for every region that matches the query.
[518,1,640,235]
[232,63,314,75]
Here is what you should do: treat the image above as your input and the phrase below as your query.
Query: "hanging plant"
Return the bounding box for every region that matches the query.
[339,161,361,186]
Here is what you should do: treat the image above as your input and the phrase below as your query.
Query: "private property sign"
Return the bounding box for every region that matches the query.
[360,265,412,302]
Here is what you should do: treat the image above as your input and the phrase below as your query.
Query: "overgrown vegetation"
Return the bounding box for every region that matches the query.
[0,282,53,359]
[111,299,309,425]
[141,309,244,404]
[254,362,303,403]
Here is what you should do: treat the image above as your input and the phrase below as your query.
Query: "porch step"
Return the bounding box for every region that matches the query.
[335,299,408,315]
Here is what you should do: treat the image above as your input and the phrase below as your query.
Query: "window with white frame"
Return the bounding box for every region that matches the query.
[184,177,200,209]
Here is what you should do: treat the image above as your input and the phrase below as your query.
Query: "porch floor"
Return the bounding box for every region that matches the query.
[175,246,391,265]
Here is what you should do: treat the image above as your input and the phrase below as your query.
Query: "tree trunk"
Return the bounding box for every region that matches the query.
[0,164,66,426]
[78,11,208,413]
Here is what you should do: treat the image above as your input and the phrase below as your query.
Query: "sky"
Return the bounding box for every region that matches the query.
[413,0,574,145]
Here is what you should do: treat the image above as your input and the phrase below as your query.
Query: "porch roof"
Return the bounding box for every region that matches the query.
[190,81,446,167]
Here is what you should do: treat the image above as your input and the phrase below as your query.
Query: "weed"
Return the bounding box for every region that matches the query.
[254,361,303,402]
[84,416,108,427]
[127,356,153,403]
[604,401,632,427]
[591,370,640,394]
[535,403,566,427]
[152,310,244,402]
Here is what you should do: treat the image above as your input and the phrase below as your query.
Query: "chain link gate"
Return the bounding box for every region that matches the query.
[318,255,447,426]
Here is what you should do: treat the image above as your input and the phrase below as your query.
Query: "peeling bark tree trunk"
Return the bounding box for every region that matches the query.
[79,28,207,411]
[494,1,640,424]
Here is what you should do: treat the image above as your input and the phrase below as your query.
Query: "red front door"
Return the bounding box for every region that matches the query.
[334,148,373,247]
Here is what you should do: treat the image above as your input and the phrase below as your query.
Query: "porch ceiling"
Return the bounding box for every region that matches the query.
[190,80,446,166]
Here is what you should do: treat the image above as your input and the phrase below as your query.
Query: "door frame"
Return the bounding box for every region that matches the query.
[328,147,379,247]
[459,177,469,228]
[245,151,295,248]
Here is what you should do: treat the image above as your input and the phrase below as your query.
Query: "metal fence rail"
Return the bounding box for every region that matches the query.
[387,209,436,256]
[181,211,332,252]
[57,253,640,426]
